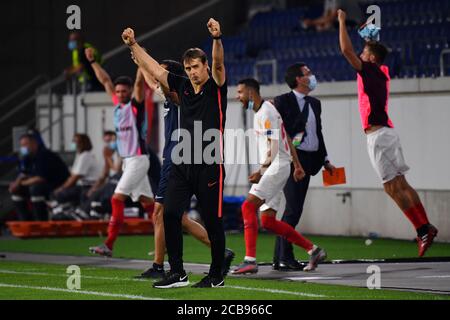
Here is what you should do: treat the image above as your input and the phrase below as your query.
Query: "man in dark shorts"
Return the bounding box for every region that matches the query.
[338,10,438,256]
[122,18,228,288]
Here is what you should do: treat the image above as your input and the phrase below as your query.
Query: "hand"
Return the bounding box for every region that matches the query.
[337,9,346,22]
[86,186,97,198]
[122,28,136,46]
[293,166,306,182]
[248,171,262,184]
[85,47,95,62]
[324,162,336,176]
[53,187,64,195]
[207,18,222,38]
[9,181,20,194]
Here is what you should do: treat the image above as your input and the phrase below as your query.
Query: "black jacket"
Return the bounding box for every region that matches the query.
[274,92,328,176]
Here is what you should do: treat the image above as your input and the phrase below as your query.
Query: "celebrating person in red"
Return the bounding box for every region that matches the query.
[338,9,438,256]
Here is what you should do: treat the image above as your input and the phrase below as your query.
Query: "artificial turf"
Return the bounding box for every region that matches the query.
[0,261,449,300]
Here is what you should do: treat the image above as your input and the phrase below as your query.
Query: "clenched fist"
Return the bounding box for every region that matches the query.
[207,18,222,38]
[85,47,95,61]
[122,28,136,46]
[337,9,347,22]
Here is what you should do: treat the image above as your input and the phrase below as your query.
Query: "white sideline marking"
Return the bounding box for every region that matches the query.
[0,269,327,298]
[226,285,326,298]
[285,276,343,281]
[418,275,450,279]
[0,269,146,282]
[0,283,162,300]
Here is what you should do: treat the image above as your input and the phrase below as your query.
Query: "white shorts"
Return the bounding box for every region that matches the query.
[367,127,410,184]
[249,160,291,212]
[115,155,153,202]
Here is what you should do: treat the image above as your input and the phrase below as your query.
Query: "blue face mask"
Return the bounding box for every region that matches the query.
[108,141,118,151]
[68,40,77,51]
[69,142,77,152]
[248,100,254,110]
[308,75,318,91]
[20,147,29,157]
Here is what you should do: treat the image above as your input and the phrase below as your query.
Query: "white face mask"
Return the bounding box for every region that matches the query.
[248,100,254,110]
[308,75,318,91]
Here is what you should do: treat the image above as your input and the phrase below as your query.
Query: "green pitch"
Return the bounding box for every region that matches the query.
[0,261,449,300]
[1,234,450,300]
[0,233,449,263]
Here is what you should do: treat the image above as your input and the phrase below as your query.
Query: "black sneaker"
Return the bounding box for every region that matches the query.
[153,271,189,289]
[192,275,224,288]
[222,248,235,276]
[135,264,165,279]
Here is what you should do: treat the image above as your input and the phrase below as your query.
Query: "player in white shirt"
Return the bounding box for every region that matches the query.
[232,79,327,274]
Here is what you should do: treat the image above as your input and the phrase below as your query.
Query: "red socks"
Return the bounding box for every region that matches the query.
[241,200,258,258]
[105,198,125,250]
[403,203,430,230]
[261,214,314,252]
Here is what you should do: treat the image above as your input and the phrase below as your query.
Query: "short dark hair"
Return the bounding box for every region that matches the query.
[238,78,260,94]
[74,133,93,152]
[182,48,208,64]
[113,76,133,88]
[365,41,389,64]
[161,59,185,77]
[103,131,116,137]
[285,62,307,89]
[20,133,36,142]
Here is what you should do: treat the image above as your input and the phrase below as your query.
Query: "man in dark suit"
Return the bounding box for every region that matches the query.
[273,62,335,271]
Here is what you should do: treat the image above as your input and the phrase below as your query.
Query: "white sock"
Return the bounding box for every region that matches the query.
[244,256,256,262]
[308,245,318,256]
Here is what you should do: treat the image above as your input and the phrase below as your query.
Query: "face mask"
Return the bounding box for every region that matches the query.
[69,142,77,151]
[68,40,77,51]
[248,100,254,110]
[108,141,118,151]
[308,75,318,91]
[20,147,29,157]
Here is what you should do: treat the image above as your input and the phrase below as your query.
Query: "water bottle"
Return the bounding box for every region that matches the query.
[292,132,304,147]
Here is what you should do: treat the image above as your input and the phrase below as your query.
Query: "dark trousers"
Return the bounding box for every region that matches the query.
[164,164,225,278]
[274,149,320,263]
[54,185,90,207]
[11,183,50,221]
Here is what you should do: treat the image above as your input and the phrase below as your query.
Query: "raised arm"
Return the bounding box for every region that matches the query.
[122,28,169,89]
[338,10,362,71]
[207,18,226,87]
[133,68,145,103]
[85,48,115,97]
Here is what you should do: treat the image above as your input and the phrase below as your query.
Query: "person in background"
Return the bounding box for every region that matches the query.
[302,0,363,32]
[53,134,101,215]
[9,134,70,221]
[64,31,103,92]
[78,131,122,218]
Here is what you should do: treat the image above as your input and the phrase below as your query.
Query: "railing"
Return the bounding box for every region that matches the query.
[440,48,450,77]
[253,59,278,85]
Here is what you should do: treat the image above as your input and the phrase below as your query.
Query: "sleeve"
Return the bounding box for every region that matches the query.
[132,97,145,111]
[261,106,280,138]
[357,60,374,77]
[33,153,50,180]
[167,72,187,95]
[71,153,90,176]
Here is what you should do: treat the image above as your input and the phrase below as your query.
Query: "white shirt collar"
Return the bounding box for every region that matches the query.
[292,90,306,100]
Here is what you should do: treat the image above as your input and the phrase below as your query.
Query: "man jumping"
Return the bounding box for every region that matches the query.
[85,48,155,257]
[338,9,438,256]
[232,78,327,274]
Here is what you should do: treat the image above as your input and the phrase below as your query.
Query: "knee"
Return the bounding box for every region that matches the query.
[260,214,276,231]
